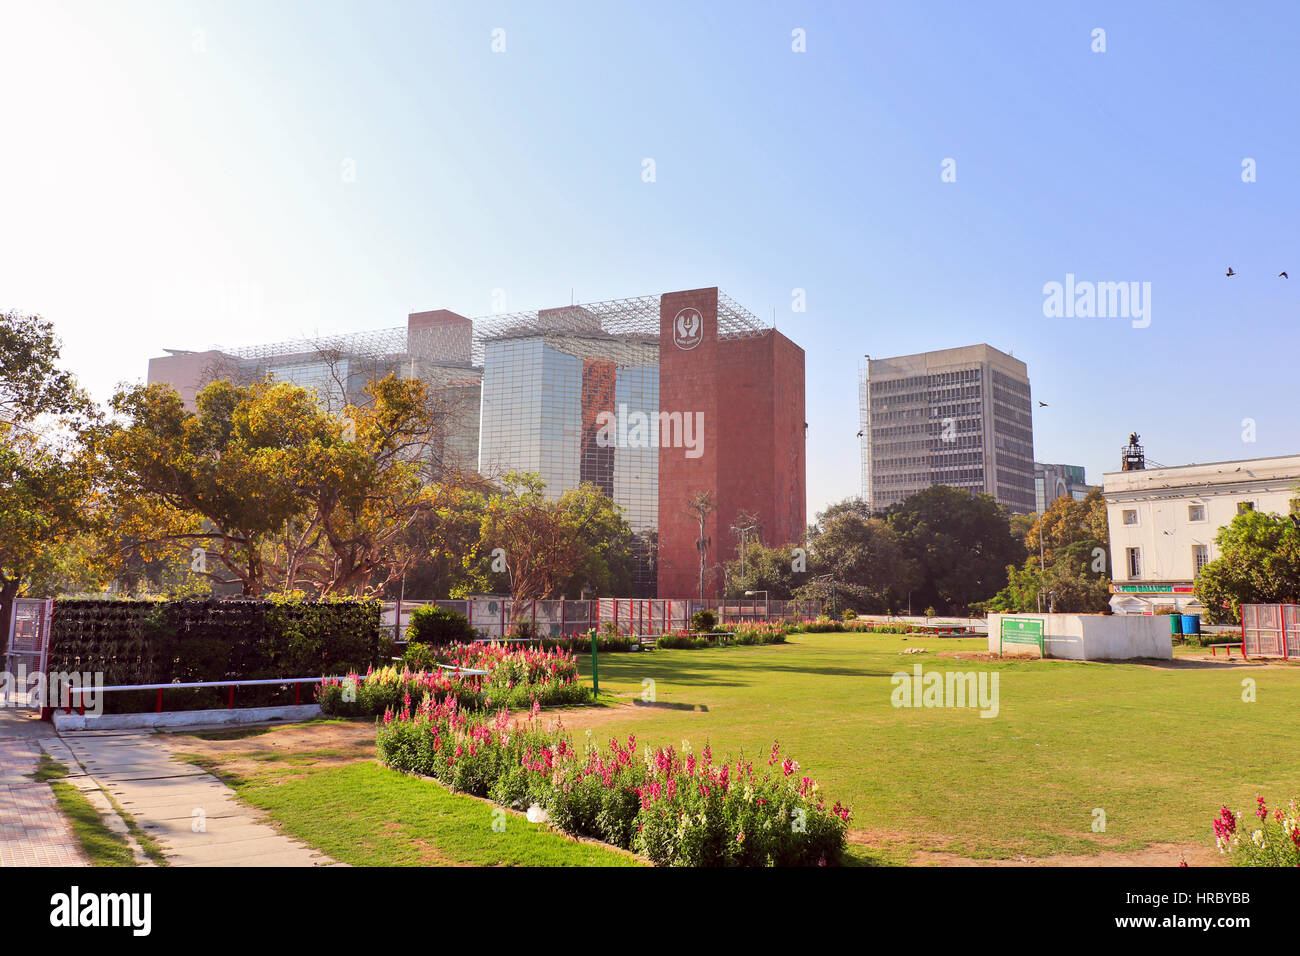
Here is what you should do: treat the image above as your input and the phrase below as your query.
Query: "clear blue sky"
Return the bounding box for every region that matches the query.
[3,1,1298,516]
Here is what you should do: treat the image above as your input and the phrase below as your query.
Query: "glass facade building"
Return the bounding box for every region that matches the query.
[479,334,660,591]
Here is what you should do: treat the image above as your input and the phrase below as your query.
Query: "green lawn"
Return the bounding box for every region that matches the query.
[171,634,1298,866]
[572,634,1300,861]
[177,749,641,867]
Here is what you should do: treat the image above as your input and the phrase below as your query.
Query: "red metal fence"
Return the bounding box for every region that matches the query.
[1241,604,1299,659]
[382,597,820,641]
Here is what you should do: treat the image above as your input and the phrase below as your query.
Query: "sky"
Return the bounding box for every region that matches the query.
[2,0,1299,518]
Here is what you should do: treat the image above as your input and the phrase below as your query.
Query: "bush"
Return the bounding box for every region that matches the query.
[407,605,478,647]
[655,623,788,649]
[401,642,439,671]
[841,610,857,621]
[375,702,850,866]
[689,610,717,633]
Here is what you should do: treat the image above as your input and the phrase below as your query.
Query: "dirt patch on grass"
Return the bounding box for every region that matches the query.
[848,827,1222,867]
[161,719,377,786]
[532,701,704,735]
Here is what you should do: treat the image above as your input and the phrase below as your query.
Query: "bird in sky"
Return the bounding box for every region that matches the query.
[1280,271,1289,279]
[1038,401,1049,407]
[855,430,863,437]
[1226,267,1237,277]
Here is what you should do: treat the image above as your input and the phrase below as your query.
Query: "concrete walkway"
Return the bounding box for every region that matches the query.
[0,708,87,867]
[57,730,339,867]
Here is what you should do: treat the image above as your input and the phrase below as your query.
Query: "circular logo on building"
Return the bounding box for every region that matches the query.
[672,307,704,350]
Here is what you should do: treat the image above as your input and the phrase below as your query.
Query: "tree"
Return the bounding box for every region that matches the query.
[476,473,636,615]
[684,490,716,599]
[801,509,916,612]
[980,489,1111,613]
[723,540,806,600]
[884,486,1026,614]
[98,374,467,597]
[0,313,103,652]
[1194,510,1300,623]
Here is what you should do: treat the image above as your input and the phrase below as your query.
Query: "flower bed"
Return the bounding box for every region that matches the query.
[318,644,591,717]
[656,622,790,649]
[376,699,850,866]
[791,618,922,635]
[1212,796,1300,866]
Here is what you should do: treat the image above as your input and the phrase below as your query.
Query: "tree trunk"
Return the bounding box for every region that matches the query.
[0,575,22,660]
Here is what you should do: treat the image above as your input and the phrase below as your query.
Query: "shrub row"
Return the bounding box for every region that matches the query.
[791,618,922,635]
[376,697,850,866]
[48,597,381,713]
[656,622,790,650]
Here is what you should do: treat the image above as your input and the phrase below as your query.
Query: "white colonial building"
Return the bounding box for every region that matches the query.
[1102,454,1300,614]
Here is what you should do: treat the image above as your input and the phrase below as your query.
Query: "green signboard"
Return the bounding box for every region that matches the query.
[1000,617,1044,655]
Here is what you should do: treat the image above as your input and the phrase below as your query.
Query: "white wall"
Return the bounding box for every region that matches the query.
[988,613,1173,661]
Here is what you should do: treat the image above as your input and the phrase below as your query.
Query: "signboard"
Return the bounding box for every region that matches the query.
[1109,584,1194,594]
[1000,617,1044,655]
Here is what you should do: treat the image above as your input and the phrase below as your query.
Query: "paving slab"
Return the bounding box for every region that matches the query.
[57,731,337,867]
[0,710,88,867]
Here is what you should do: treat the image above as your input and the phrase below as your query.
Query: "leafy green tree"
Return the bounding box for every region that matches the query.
[1194,510,1300,623]
[980,489,1111,613]
[723,540,806,600]
[884,486,1026,614]
[801,509,916,612]
[475,473,636,612]
[0,313,103,650]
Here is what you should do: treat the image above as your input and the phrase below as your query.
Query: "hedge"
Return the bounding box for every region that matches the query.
[47,597,381,713]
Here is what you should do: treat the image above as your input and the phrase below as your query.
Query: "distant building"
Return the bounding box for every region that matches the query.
[147,310,483,477]
[148,288,806,598]
[858,344,1035,514]
[1102,446,1300,614]
[1034,462,1097,513]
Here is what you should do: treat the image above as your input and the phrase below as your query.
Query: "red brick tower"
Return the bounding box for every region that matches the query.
[656,288,805,598]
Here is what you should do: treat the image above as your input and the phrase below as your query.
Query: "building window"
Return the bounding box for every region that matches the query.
[1126,547,1141,579]
[1192,544,1209,576]
[1237,501,1255,515]
[1188,504,1205,522]
[1122,509,1138,526]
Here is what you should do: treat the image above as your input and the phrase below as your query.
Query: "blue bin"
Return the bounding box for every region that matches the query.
[1180,614,1201,636]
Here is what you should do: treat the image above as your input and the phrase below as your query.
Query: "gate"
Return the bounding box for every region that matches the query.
[1241,604,1295,659]
[3,598,53,707]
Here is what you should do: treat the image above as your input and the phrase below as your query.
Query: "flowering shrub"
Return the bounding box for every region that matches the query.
[792,618,920,635]
[1212,795,1300,866]
[656,622,789,649]
[318,644,591,717]
[375,702,849,866]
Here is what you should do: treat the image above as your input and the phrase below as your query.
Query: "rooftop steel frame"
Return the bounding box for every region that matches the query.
[222,292,771,369]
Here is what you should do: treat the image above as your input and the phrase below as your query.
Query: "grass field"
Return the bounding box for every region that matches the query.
[174,729,640,867]
[573,633,1300,862]
[169,633,1300,866]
